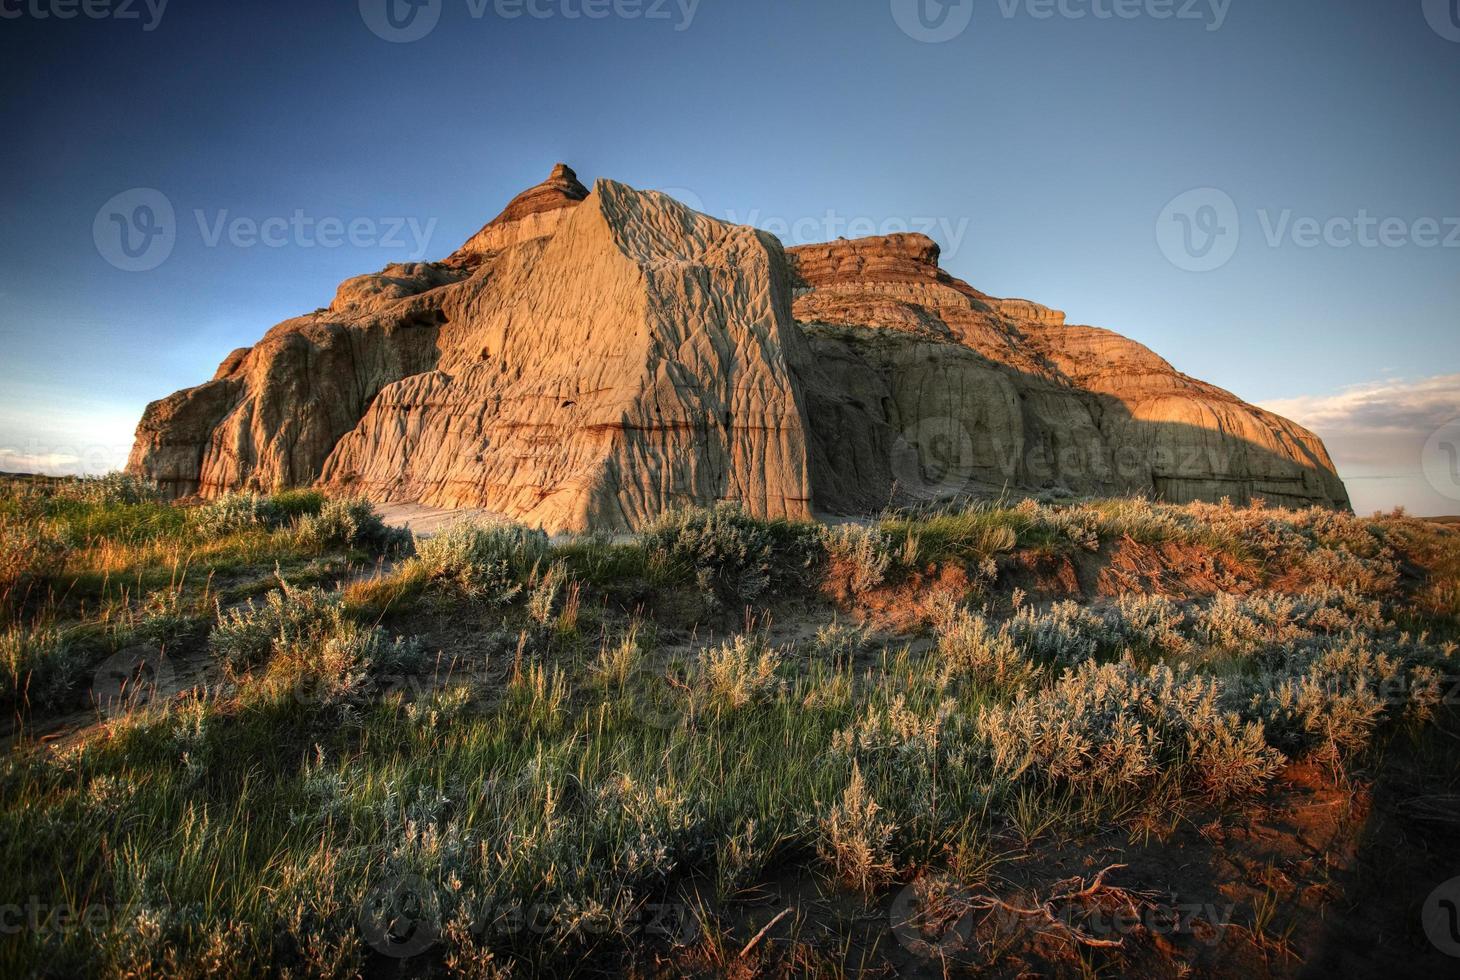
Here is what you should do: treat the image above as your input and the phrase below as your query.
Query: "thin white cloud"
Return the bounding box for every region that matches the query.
[0,447,127,477]
[1260,374,1460,515]
[1263,374,1460,440]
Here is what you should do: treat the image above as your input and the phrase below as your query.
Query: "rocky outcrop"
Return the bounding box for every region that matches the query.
[787,235,1350,511]
[447,163,590,264]
[320,180,814,530]
[128,165,1350,526]
[127,304,449,499]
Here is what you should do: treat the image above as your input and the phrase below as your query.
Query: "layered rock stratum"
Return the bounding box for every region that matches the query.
[128,165,1350,530]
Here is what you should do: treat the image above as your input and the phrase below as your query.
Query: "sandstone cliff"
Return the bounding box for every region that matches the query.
[127,165,1350,529]
[320,178,815,529]
[786,233,1349,512]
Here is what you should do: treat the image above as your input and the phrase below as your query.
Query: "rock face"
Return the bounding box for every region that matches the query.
[128,165,1350,529]
[321,180,814,529]
[447,163,590,263]
[787,235,1350,511]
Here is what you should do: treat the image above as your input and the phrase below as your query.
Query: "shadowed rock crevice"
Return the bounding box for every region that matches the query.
[127,165,1350,528]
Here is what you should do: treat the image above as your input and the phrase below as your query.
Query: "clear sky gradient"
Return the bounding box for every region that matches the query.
[1,0,1457,512]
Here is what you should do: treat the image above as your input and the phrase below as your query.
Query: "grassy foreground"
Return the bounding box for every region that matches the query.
[1,475,1458,977]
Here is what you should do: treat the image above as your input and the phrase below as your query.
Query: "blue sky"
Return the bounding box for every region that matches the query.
[1,0,1457,512]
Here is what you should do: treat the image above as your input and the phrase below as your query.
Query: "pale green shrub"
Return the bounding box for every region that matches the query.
[812,620,871,659]
[1008,600,1110,664]
[54,473,163,506]
[590,623,643,686]
[526,562,570,625]
[1192,592,1299,654]
[415,521,550,604]
[1404,664,1446,724]
[1112,593,1189,654]
[0,517,68,590]
[937,608,1040,692]
[817,763,898,892]
[822,524,895,593]
[192,489,339,541]
[1298,546,1398,594]
[1015,499,1101,551]
[1249,638,1402,758]
[210,581,423,700]
[642,504,821,601]
[701,634,782,709]
[191,491,280,537]
[1,625,86,711]
[209,582,351,670]
[1091,498,1189,544]
[294,497,407,554]
[835,693,959,762]
[980,658,1283,800]
[1190,587,1387,657]
[270,621,424,704]
[1298,585,1388,634]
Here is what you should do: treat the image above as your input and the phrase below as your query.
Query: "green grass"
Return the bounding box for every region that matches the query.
[2,478,1458,975]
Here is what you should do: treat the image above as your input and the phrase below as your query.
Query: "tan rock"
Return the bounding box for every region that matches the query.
[128,168,1350,523]
[447,163,589,264]
[787,234,1350,510]
[320,179,815,531]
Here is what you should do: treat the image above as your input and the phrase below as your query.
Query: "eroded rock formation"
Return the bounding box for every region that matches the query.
[787,235,1350,511]
[128,165,1350,529]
